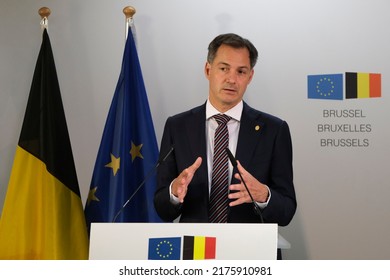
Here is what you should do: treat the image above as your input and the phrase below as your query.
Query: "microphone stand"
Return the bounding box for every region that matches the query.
[226,148,264,223]
[112,147,174,222]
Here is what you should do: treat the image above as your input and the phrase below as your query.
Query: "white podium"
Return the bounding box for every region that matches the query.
[89,223,278,260]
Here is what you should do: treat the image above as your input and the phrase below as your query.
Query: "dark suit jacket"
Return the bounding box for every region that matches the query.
[154,102,296,226]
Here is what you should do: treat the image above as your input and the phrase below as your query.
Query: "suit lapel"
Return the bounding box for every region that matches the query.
[185,103,209,187]
[235,103,265,168]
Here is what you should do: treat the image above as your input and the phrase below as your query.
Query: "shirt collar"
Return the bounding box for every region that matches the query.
[206,99,243,122]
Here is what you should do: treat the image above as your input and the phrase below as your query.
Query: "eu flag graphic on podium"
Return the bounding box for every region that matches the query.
[84,26,162,230]
[148,237,181,260]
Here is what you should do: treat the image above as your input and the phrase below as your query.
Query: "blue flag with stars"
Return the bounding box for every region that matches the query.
[84,25,162,231]
[308,74,343,100]
[148,237,181,260]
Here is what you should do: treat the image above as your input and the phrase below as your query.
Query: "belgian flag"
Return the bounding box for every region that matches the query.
[183,236,216,260]
[346,72,381,99]
[0,29,88,259]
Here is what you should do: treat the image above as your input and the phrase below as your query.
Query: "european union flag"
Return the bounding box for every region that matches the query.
[84,25,162,231]
[148,237,181,260]
[308,74,343,100]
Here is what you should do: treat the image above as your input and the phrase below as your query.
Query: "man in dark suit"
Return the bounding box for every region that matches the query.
[154,33,296,227]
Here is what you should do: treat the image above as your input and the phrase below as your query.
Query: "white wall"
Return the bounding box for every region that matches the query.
[1,0,389,259]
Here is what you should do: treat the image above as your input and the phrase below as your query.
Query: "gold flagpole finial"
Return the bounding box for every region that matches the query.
[123,6,136,40]
[39,7,51,29]
[39,7,51,19]
[123,6,136,19]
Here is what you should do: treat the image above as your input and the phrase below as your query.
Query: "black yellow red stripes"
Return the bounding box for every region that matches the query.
[183,236,216,260]
[346,72,381,99]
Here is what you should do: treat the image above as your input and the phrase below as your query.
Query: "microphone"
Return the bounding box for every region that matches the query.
[112,146,174,222]
[225,148,264,223]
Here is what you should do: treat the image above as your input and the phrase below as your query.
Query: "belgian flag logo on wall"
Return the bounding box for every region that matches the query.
[346,72,381,99]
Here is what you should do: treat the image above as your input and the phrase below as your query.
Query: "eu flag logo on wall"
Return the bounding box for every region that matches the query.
[148,237,181,260]
[308,74,343,100]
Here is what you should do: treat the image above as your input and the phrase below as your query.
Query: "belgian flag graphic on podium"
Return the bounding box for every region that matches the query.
[0,29,88,259]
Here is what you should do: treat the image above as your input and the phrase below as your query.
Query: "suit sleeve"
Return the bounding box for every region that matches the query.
[262,121,296,226]
[154,117,182,222]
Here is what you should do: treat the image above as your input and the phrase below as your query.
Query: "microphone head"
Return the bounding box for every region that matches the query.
[225,148,237,167]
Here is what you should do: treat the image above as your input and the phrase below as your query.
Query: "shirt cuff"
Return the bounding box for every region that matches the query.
[256,185,271,209]
[169,181,180,205]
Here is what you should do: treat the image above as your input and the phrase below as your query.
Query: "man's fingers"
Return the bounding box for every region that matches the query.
[188,157,202,172]
[236,160,247,175]
[177,187,186,203]
[173,157,202,201]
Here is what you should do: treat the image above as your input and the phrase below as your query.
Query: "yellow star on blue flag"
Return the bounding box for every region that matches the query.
[105,153,120,175]
[130,142,143,161]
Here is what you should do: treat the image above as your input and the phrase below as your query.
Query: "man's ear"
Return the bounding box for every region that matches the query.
[248,69,255,84]
[204,62,211,78]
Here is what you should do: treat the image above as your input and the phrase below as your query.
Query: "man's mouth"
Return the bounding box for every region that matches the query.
[223,87,236,93]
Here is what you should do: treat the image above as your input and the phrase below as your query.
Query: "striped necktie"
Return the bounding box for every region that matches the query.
[209,114,231,223]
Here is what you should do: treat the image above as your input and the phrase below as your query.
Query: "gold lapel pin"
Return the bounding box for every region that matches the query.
[255,125,261,131]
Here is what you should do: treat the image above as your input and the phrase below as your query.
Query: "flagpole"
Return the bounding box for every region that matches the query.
[123,6,136,40]
[38,7,51,30]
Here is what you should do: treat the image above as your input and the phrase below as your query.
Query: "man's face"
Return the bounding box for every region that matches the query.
[205,44,254,112]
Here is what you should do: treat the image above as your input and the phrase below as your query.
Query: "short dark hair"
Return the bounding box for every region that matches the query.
[207,33,258,69]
